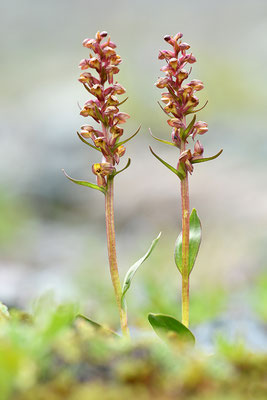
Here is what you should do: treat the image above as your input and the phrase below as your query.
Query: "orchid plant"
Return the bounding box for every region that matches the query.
[148,33,222,344]
[63,31,160,337]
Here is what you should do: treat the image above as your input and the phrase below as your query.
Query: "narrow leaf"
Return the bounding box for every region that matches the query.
[76,132,100,151]
[191,149,223,164]
[117,97,128,106]
[77,314,118,337]
[113,158,131,176]
[180,114,196,140]
[114,126,141,149]
[149,128,176,147]
[62,169,106,194]
[149,147,186,180]
[157,101,171,116]
[94,106,105,124]
[148,313,195,346]
[175,208,202,275]
[187,100,208,114]
[121,233,161,308]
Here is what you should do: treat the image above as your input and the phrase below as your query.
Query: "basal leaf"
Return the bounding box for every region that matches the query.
[77,314,118,337]
[175,208,202,275]
[121,233,161,309]
[62,169,106,194]
[191,149,223,164]
[148,313,195,346]
[149,147,186,180]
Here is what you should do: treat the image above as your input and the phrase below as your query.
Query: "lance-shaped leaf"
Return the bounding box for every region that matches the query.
[62,169,106,194]
[175,208,202,275]
[117,97,128,106]
[76,132,100,151]
[113,158,131,177]
[77,314,119,337]
[180,114,196,140]
[121,233,161,309]
[114,126,141,149]
[149,147,186,180]
[187,100,208,114]
[157,101,171,116]
[148,313,195,346]
[149,128,176,147]
[191,149,223,164]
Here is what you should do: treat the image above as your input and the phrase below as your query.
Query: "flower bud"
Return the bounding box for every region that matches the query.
[179,42,190,51]
[100,31,108,38]
[164,35,172,42]
[174,32,183,41]
[193,140,204,156]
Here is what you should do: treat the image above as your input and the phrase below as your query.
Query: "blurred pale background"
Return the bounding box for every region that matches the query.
[1,0,267,332]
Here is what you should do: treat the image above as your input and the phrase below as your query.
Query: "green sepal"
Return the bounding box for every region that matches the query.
[149,146,186,180]
[180,115,196,140]
[148,313,195,346]
[149,128,176,147]
[175,208,202,275]
[76,132,100,151]
[62,169,106,194]
[113,158,131,176]
[77,314,119,337]
[191,149,223,164]
[121,232,161,310]
[114,126,141,149]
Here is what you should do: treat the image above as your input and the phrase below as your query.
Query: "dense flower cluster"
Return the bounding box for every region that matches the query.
[78,31,129,187]
[156,33,209,174]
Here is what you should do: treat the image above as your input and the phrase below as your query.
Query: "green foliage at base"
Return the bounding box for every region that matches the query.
[0,300,266,400]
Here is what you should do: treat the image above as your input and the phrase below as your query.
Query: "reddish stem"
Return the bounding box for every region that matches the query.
[180,139,190,327]
[105,176,129,337]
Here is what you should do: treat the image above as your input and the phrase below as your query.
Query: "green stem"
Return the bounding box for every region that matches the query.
[105,176,129,337]
[180,140,190,328]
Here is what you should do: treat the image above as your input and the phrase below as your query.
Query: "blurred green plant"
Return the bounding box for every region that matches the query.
[0,298,266,400]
